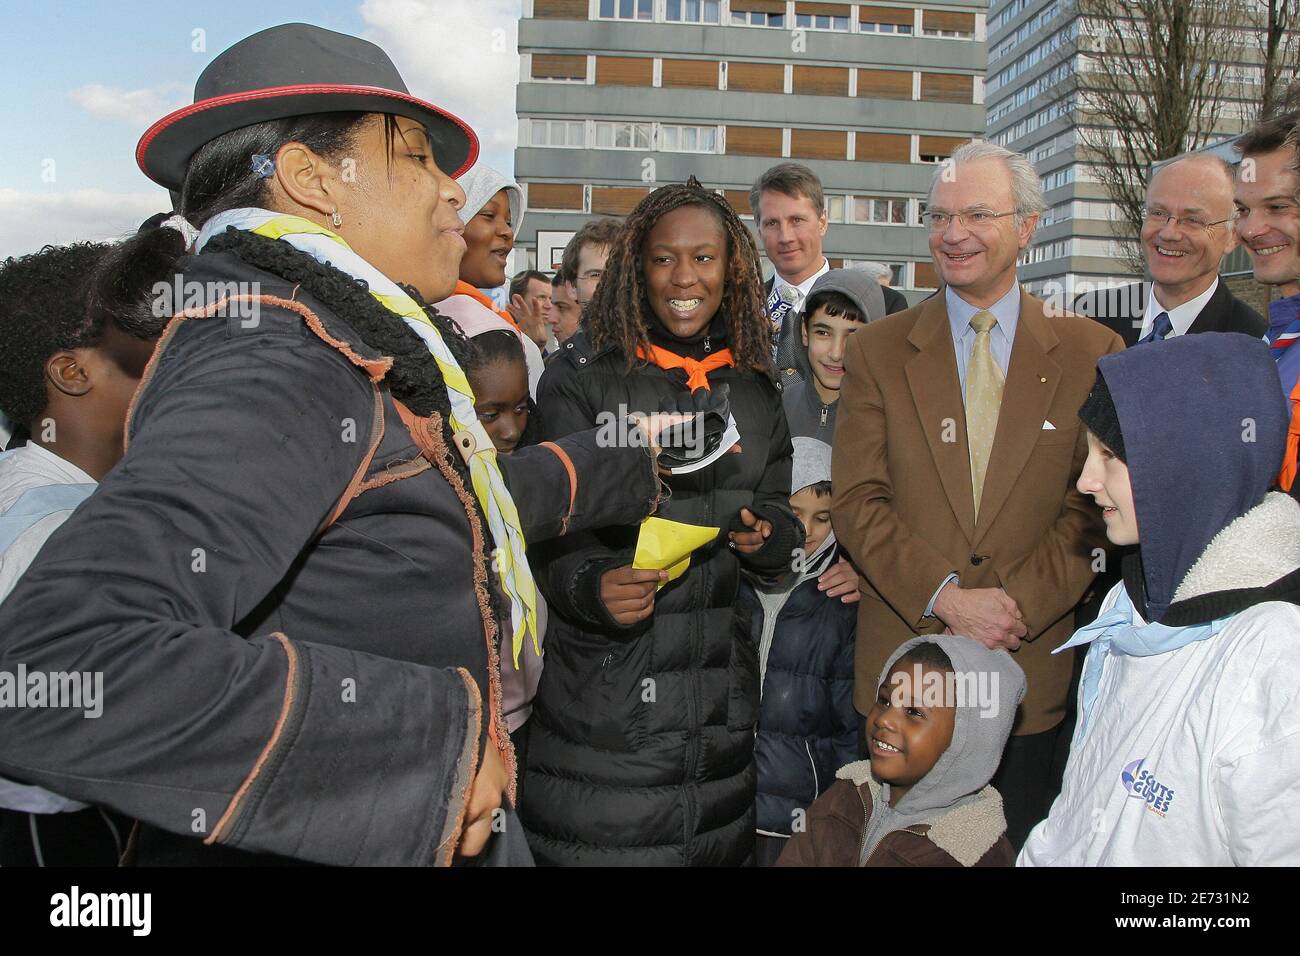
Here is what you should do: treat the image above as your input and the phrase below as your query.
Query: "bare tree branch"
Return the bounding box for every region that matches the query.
[1070,0,1244,273]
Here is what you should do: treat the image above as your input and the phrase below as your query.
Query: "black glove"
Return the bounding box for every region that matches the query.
[656,384,730,469]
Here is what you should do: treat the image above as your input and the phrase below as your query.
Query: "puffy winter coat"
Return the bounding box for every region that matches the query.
[521,328,802,866]
[737,537,858,837]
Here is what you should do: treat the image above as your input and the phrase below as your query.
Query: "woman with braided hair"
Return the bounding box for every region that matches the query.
[522,179,803,865]
[0,24,673,867]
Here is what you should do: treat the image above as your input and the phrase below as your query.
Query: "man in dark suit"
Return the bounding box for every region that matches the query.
[750,163,830,383]
[1073,155,1266,346]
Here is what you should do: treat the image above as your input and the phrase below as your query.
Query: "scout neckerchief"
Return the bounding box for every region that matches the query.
[196,208,539,663]
[637,344,735,391]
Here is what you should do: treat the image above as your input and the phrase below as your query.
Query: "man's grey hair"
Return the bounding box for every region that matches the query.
[848,260,892,282]
[928,141,1046,221]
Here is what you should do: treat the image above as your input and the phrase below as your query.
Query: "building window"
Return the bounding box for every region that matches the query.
[597,0,653,20]
[530,120,587,148]
[826,195,845,223]
[530,54,587,82]
[795,14,850,31]
[665,0,721,22]
[886,262,906,286]
[916,199,927,225]
[921,28,973,38]
[852,196,909,225]
[730,2,787,28]
[594,121,653,149]
[859,19,913,34]
[659,124,719,153]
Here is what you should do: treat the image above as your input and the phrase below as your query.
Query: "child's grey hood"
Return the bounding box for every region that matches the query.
[877,635,1025,815]
[456,163,523,237]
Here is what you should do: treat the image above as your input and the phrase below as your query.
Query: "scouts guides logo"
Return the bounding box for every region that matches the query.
[1121,758,1175,816]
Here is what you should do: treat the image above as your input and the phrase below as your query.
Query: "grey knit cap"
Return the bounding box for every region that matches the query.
[791,437,833,495]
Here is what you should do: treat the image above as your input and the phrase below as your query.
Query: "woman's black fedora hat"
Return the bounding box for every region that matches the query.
[136,22,479,191]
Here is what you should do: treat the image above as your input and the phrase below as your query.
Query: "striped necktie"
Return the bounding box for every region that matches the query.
[966,309,1004,517]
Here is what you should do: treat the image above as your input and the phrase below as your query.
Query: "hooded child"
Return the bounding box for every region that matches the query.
[778,633,1026,866]
[434,163,546,396]
[782,268,886,443]
[739,437,859,865]
[1020,332,1300,866]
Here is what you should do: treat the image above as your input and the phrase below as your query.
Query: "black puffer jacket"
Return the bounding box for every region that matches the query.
[736,538,858,838]
[521,326,801,866]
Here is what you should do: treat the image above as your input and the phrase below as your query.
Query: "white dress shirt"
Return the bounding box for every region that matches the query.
[1137,277,1219,340]
[771,257,831,331]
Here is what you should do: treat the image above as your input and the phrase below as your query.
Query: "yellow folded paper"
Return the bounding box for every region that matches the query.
[632,516,721,589]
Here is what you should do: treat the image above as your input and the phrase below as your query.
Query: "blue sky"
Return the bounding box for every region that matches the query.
[0,0,522,256]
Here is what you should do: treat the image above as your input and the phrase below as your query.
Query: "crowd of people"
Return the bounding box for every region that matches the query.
[0,22,1297,868]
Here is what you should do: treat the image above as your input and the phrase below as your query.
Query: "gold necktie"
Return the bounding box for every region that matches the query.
[965,309,1004,517]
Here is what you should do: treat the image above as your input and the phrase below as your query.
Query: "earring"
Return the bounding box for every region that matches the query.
[330,210,343,228]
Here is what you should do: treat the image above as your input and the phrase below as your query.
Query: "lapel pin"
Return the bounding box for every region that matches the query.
[1039,376,1047,383]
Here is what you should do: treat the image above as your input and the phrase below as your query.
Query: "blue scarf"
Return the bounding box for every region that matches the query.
[1054,585,1229,733]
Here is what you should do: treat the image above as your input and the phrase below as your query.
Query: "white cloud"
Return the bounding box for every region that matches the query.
[68,83,188,128]
[360,0,521,177]
[0,189,172,260]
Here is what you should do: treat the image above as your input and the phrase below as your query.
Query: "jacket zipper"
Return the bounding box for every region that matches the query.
[804,740,820,800]
[681,438,719,859]
[819,404,828,426]
[856,784,871,863]
[703,336,712,353]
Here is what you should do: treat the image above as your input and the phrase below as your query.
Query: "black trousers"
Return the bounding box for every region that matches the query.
[0,806,131,867]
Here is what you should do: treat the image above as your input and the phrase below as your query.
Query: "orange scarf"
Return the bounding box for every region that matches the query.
[638,343,735,391]
[453,279,521,333]
[1281,376,1300,493]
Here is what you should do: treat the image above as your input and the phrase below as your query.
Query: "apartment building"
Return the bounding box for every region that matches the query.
[986,0,1284,300]
[514,0,989,302]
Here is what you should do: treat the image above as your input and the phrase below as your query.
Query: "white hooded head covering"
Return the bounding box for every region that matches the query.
[456,162,523,238]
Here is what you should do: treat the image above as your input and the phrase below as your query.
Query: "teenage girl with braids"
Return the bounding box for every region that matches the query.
[0,24,673,867]
[522,180,803,866]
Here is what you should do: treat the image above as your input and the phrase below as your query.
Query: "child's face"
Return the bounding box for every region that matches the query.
[867,660,957,805]
[801,306,860,394]
[471,359,529,454]
[1077,429,1138,546]
[642,205,727,339]
[789,485,831,558]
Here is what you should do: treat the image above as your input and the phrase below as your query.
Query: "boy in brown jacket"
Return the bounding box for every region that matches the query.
[778,635,1025,866]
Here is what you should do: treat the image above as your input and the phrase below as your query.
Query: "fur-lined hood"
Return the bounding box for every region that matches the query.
[1137,492,1300,627]
[835,760,1007,867]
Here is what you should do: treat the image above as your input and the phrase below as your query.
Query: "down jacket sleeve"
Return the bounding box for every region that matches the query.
[0,314,482,866]
[526,351,641,632]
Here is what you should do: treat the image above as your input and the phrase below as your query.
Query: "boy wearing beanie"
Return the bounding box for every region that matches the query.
[1021,332,1300,865]
[777,633,1026,866]
[739,437,860,865]
[782,269,886,443]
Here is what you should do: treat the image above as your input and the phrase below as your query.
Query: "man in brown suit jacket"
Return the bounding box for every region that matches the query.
[831,142,1123,847]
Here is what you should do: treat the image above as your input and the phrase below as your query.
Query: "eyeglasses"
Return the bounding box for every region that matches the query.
[923,209,1018,231]
[1142,206,1237,232]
